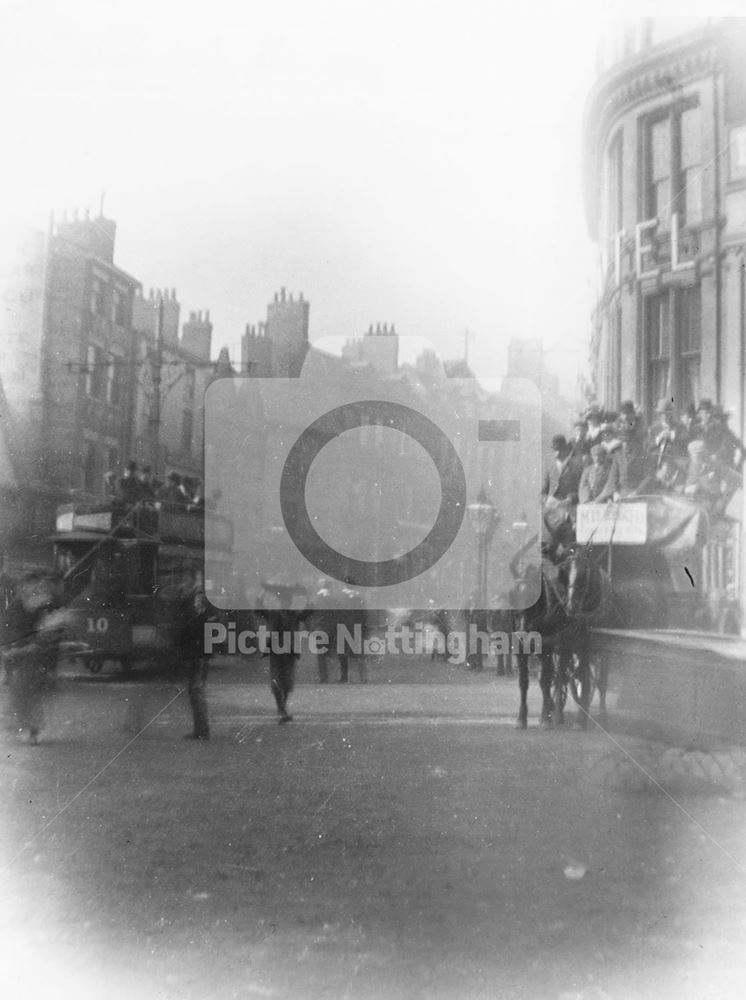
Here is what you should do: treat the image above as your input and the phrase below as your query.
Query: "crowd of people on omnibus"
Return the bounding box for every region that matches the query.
[103,460,210,511]
[544,397,744,518]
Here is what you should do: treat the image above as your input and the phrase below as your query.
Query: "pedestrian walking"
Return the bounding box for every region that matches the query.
[1,573,65,745]
[257,582,309,722]
[310,577,338,683]
[177,588,218,741]
[337,578,368,683]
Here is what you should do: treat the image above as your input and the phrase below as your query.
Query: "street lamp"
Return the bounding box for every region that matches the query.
[511,510,529,577]
[466,487,499,670]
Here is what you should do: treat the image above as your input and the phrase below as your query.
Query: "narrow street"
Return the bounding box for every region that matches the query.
[2,655,745,1000]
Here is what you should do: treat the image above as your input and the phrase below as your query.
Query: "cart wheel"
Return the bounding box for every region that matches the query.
[569,654,597,707]
[88,657,104,674]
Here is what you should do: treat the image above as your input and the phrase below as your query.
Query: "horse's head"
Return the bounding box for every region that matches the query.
[562,549,607,619]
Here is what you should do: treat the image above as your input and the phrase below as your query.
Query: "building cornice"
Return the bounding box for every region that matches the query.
[583,26,723,241]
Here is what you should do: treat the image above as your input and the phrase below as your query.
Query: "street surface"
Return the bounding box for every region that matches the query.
[2,652,746,1000]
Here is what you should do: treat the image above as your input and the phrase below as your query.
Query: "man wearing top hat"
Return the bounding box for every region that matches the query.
[648,398,689,467]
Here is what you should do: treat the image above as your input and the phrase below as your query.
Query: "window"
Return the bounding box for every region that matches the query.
[86,345,107,399]
[678,285,701,409]
[646,117,671,227]
[607,132,624,236]
[112,287,128,326]
[645,285,701,414]
[730,124,746,180]
[679,106,702,224]
[90,276,106,316]
[107,355,123,407]
[645,293,671,412]
[643,102,702,229]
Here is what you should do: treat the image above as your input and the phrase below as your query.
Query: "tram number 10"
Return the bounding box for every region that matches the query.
[86,616,110,634]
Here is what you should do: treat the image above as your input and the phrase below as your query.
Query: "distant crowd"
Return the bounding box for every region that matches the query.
[543,397,744,518]
[103,461,214,511]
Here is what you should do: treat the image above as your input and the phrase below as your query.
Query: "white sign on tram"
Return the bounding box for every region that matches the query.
[576,502,648,545]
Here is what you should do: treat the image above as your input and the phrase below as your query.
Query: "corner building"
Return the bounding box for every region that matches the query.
[583,17,746,424]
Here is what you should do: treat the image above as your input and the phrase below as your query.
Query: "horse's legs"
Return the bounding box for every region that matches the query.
[516,652,529,728]
[548,647,572,726]
[573,642,590,730]
[539,649,555,727]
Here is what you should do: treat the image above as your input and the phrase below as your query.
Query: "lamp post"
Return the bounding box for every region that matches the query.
[511,511,529,577]
[466,487,499,670]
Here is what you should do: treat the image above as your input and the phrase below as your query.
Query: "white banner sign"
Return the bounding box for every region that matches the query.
[576,502,648,545]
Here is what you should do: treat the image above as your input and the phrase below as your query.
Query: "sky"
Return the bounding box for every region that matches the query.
[1,0,739,398]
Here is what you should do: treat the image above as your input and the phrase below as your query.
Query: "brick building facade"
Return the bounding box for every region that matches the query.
[583,17,746,423]
[0,214,220,566]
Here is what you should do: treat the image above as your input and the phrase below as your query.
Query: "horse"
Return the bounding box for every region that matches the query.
[512,545,616,730]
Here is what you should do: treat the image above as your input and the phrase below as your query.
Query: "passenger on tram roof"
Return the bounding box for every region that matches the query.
[542,435,584,506]
[157,471,185,505]
[596,421,653,501]
[138,465,156,499]
[119,460,141,504]
[648,398,689,465]
[578,444,610,503]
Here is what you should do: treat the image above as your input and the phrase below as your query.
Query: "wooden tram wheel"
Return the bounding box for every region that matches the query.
[551,651,598,709]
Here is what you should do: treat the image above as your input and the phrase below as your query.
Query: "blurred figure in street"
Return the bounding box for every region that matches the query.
[257,582,310,722]
[311,577,338,683]
[337,577,368,683]
[177,588,218,741]
[1,573,66,745]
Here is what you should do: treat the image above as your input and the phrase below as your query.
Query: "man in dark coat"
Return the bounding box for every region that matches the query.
[176,588,218,740]
[310,578,338,682]
[2,573,64,745]
[257,583,310,722]
[578,444,610,503]
[119,460,141,504]
[597,423,653,500]
[542,435,584,505]
[336,578,368,683]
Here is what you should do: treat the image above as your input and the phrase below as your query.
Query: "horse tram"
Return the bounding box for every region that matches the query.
[494,491,742,730]
[566,494,745,731]
[51,499,234,673]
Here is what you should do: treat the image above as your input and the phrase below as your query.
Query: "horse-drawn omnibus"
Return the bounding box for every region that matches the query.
[576,493,740,634]
[51,500,234,672]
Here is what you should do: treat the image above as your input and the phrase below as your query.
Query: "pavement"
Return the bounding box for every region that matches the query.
[1,655,746,1000]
